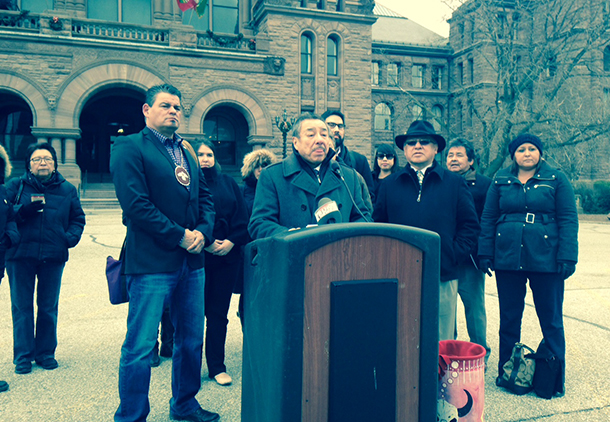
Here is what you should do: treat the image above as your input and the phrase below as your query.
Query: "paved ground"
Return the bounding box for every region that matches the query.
[0,210,608,421]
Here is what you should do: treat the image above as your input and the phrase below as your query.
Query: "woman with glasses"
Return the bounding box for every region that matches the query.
[372,143,398,198]
[5,142,85,374]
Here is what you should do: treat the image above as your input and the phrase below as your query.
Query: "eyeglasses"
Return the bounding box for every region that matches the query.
[377,154,395,160]
[30,157,54,164]
[327,122,345,129]
[405,140,433,147]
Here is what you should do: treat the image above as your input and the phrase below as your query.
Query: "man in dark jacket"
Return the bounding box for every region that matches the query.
[249,112,372,240]
[111,84,218,422]
[322,110,374,198]
[373,121,480,341]
[446,138,492,360]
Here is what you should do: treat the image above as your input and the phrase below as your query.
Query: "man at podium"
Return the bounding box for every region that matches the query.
[248,112,372,240]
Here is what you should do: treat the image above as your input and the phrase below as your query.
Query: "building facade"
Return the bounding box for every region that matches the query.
[0,0,384,189]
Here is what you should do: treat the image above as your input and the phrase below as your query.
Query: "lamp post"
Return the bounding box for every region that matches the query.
[275,109,296,158]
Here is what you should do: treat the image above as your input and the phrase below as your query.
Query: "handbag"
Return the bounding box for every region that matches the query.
[498,342,536,395]
[531,340,563,399]
[106,240,128,305]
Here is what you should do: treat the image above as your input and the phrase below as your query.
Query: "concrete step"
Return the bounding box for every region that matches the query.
[80,197,121,210]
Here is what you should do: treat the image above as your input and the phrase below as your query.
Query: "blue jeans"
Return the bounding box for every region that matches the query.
[7,260,65,364]
[115,259,205,422]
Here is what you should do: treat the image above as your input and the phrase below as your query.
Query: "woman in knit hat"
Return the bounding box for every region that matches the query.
[478,133,579,398]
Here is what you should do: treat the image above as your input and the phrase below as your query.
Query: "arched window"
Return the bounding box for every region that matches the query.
[203,114,237,165]
[411,104,424,121]
[301,33,313,74]
[327,36,339,76]
[604,46,610,72]
[87,0,151,25]
[19,0,55,13]
[0,92,36,161]
[374,103,392,131]
[430,105,443,132]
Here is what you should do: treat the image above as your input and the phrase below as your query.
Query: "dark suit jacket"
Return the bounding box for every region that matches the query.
[110,128,215,274]
[337,146,374,197]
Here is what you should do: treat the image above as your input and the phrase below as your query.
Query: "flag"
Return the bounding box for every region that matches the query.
[196,0,209,17]
[176,0,197,12]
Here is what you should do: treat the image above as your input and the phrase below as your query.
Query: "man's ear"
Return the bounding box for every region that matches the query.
[142,103,150,118]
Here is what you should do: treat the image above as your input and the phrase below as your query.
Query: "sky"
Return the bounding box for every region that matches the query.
[376,0,456,37]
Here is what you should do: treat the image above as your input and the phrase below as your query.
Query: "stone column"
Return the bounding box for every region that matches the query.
[65,138,77,164]
[50,138,63,163]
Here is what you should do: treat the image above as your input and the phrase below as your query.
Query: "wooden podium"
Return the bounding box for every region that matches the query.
[242,223,440,422]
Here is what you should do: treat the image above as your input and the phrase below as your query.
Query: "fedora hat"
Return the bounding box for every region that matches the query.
[395,120,446,152]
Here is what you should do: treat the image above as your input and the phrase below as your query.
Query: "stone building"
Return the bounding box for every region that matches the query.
[447,0,610,180]
[0,0,453,192]
[370,3,450,165]
[0,0,374,190]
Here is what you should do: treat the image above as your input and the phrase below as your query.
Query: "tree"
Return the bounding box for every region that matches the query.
[449,0,610,179]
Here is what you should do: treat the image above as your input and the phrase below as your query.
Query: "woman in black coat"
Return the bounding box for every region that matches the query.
[478,134,578,397]
[196,139,249,386]
[371,143,398,198]
[6,142,85,374]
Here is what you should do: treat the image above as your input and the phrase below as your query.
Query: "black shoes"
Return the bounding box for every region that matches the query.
[160,342,173,358]
[15,361,32,374]
[0,380,8,392]
[36,358,58,370]
[170,407,220,422]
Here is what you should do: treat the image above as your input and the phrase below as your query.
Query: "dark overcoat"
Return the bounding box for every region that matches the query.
[248,153,372,240]
[337,146,374,197]
[110,128,216,274]
[373,162,480,282]
[478,160,578,272]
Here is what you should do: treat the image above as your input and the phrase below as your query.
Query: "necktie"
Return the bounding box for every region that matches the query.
[313,169,321,184]
[416,170,424,202]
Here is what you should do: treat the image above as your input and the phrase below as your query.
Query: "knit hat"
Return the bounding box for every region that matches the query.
[508,134,543,159]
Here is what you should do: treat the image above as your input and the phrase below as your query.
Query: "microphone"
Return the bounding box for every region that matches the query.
[315,197,343,225]
[328,161,373,223]
[330,160,343,179]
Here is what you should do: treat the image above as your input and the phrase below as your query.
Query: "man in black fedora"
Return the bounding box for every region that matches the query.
[373,120,480,341]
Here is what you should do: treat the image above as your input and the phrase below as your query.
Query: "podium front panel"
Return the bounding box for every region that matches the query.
[302,236,422,422]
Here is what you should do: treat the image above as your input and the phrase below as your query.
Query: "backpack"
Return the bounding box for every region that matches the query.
[531,340,563,399]
[498,343,536,395]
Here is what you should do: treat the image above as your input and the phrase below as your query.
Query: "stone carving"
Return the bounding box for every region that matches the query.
[47,95,57,110]
[301,76,314,100]
[264,57,285,75]
[182,103,192,117]
[328,79,340,101]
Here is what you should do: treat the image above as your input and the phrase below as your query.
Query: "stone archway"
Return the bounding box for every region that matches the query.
[188,86,274,146]
[0,72,49,127]
[55,62,165,128]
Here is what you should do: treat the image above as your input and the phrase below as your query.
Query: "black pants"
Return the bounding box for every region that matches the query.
[495,270,565,379]
[204,258,240,378]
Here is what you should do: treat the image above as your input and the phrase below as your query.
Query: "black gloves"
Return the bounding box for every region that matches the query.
[479,258,494,277]
[558,262,576,280]
[19,201,44,219]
